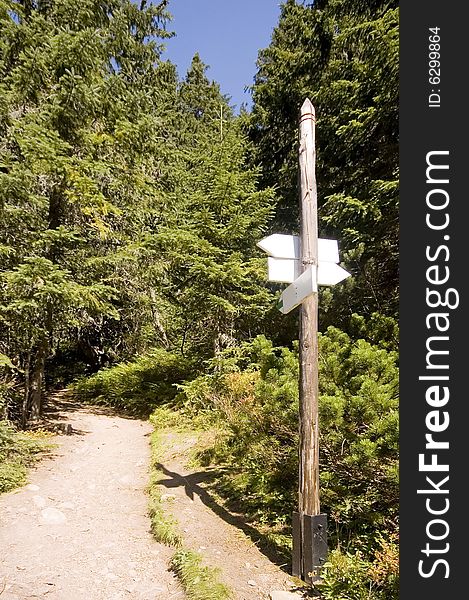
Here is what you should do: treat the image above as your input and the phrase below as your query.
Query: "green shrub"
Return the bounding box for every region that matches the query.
[348,313,399,352]
[150,329,399,598]
[318,328,399,539]
[317,535,399,600]
[73,349,193,416]
[171,549,232,600]
[176,336,300,523]
[1,355,22,422]
[177,329,398,543]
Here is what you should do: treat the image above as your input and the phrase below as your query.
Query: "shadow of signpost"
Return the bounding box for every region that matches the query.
[155,461,293,573]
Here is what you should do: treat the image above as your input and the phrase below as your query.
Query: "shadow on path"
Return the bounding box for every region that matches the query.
[156,462,297,576]
[30,390,143,437]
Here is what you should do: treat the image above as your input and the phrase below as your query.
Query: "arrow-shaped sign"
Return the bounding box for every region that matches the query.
[277,263,351,314]
[317,262,350,286]
[278,266,317,314]
[258,234,339,263]
[258,234,300,259]
[258,233,351,312]
[268,258,351,285]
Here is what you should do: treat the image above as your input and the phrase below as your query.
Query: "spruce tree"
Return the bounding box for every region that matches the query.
[146,55,277,360]
[0,0,173,422]
[248,0,399,327]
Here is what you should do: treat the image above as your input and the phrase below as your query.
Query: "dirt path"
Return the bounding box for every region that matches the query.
[155,430,308,600]
[0,402,183,600]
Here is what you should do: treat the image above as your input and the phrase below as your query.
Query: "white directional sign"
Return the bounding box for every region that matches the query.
[257,234,299,259]
[269,259,351,286]
[267,256,350,285]
[258,233,351,312]
[267,257,299,283]
[318,262,350,286]
[277,263,351,314]
[258,234,339,263]
[278,267,317,314]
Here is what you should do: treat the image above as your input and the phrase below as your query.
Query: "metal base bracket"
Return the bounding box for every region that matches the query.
[292,512,328,584]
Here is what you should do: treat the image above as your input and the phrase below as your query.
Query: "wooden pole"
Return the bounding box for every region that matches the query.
[298,98,320,518]
[291,99,327,584]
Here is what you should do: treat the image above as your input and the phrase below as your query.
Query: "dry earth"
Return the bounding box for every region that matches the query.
[0,400,183,600]
[1,398,310,600]
[154,430,309,600]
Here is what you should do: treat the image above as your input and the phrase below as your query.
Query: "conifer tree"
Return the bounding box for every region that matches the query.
[248,0,399,327]
[0,0,174,422]
[1,3,279,423]
[146,55,277,360]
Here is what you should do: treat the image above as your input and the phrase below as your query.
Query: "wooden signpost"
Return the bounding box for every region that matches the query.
[257,99,350,584]
[295,98,323,584]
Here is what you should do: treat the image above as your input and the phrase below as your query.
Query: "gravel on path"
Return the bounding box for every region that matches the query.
[0,405,184,600]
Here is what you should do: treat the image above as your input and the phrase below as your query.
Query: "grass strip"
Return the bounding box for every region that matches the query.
[171,549,232,600]
[148,430,183,548]
[148,416,232,600]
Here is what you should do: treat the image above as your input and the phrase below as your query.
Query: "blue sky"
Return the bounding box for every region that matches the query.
[161,0,282,113]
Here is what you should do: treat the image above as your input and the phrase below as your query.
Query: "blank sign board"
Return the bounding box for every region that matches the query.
[259,233,351,312]
[257,234,300,259]
[268,257,299,283]
[318,262,350,286]
[268,257,350,285]
[278,267,317,314]
[258,235,339,263]
[318,239,340,264]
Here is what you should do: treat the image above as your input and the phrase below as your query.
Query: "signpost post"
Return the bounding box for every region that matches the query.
[295,98,323,584]
[257,98,350,585]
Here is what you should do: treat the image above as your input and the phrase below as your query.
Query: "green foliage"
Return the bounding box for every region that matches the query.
[170,550,232,600]
[73,349,193,416]
[1,2,278,424]
[317,536,399,600]
[144,55,277,361]
[347,312,399,352]
[173,330,398,597]
[178,330,398,543]
[318,328,399,538]
[0,0,176,423]
[0,356,21,419]
[0,353,15,369]
[0,420,53,493]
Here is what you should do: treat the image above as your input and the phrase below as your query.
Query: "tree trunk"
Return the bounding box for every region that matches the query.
[28,338,48,421]
[149,288,169,348]
[21,351,31,429]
